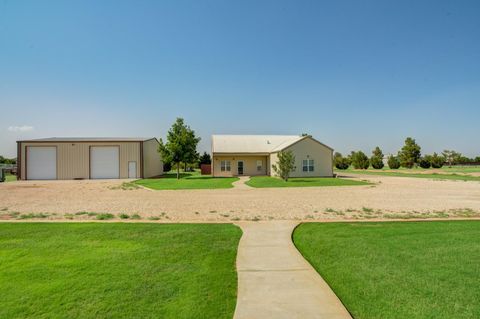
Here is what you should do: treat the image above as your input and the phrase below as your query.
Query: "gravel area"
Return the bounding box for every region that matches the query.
[1,174,480,221]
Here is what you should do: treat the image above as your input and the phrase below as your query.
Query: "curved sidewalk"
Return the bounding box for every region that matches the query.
[234,221,351,319]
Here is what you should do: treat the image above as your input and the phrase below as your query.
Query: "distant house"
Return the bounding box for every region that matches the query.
[16,137,163,180]
[211,135,334,177]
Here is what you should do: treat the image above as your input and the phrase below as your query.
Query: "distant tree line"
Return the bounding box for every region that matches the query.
[0,156,16,165]
[334,137,480,170]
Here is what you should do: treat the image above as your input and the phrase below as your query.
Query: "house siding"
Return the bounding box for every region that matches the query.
[276,138,334,177]
[212,155,268,177]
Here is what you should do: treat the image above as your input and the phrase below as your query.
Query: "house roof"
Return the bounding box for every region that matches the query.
[17,137,156,143]
[212,135,305,153]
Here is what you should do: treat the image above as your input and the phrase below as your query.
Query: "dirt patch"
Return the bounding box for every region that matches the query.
[1,175,480,222]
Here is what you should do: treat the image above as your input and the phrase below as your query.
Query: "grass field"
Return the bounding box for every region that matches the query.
[0,223,241,319]
[4,173,16,182]
[245,176,370,188]
[293,221,480,319]
[135,171,239,190]
[337,169,480,181]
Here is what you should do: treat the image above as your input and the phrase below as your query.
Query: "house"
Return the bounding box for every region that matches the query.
[16,137,163,180]
[211,135,334,177]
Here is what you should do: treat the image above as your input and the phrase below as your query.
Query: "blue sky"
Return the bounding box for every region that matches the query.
[1,0,479,157]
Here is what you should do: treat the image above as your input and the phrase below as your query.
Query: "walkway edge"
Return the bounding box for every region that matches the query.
[234,221,352,319]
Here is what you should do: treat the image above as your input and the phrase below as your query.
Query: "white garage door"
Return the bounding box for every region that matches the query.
[27,147,57,180]
[90,146,120,179]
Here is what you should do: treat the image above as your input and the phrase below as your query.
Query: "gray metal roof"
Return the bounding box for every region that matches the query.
[18,137,155,142]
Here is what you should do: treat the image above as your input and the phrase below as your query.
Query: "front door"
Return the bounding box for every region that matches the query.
[237,160,244,175]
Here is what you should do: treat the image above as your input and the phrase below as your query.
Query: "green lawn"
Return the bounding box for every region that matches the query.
[245,176,369,188]
[0,223,241,319]
[337,169,480,181]
[293,221,480,319]
[135,171,239,190]
[4,173,16,182]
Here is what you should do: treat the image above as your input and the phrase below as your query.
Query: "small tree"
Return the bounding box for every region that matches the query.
[398,137,421,168]
[199,152,211,165]
[272,151,295,181]
[370,147,384,169]
[430,152,445,168]
[158,118,201,179]
[388,155,401,169]
[334,152,350,170]
[351,151,370,169]
[442,150,461,167]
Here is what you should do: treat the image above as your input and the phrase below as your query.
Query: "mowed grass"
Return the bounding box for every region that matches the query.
[4,173,16,182]
[338,169,480,181]
[293,221,480,319]
[246,176,369,188]
[135,171,239,190]
[0,223,242,319]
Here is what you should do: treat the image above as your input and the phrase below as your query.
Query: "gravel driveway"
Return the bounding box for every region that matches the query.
[1,174,480,221]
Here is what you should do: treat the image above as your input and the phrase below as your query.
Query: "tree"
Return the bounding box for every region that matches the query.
[272,151,295,181]
[351,151,370,169]
[370,147,384,169]
[475,156,480,163]
[334,152,350,170]
[442,150,461,167]
[388,155,401,169]
[418,156,432,169]
[158,118,201,179]
[398,137,421,168]
[430,152,445,168]
[199,152,211,165]
[0,156,16,164]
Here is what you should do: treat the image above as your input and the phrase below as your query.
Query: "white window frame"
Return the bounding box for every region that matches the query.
[302,159,314,172]
[221,160,231,172]
[256,160,262,172]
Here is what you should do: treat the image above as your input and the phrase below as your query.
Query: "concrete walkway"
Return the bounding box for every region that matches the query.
[232,176,253,190]
[234,221,352,319]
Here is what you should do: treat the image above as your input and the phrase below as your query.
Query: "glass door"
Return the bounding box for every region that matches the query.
[237,161,244,175]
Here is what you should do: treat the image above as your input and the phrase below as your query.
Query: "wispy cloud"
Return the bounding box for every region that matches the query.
[8,125,35,132]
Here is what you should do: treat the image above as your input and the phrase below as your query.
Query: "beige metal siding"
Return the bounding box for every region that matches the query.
[19,142,141,180]
[143,139,163,178]
[269,152,279,177]
[212,154,268,177]
[276,137,333,177]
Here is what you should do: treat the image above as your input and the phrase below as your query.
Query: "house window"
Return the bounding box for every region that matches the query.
[302,159,314,172]
[256,160,262,172]
[221,160,231,172]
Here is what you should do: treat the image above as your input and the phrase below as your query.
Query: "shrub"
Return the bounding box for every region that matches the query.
[163,162,172,172]
[334,152,350,170]
[430,153,445,168]
[96,213,114,220]
[388,156,401,169]
[119,213,130,219]
[350,151,370,169]
[131,214,142,220]
[370,147,384,169]
[418,157,431,169]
